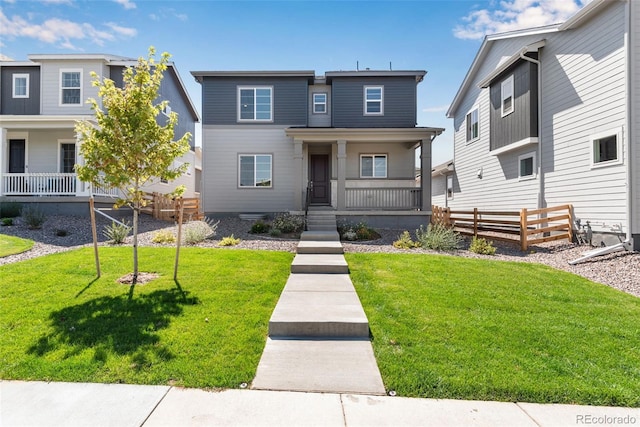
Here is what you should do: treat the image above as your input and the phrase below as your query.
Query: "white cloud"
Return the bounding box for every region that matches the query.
[423,105,450,113]
[114,0,136,10]
[148,8,188,23]
[0,10,136,49]
[454,0,588,40]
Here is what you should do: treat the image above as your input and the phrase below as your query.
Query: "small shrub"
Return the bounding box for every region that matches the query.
[393,231,421,249]
[469,237,497,255]
[339,220,379,241]
[271,213,304,233]
[103,220,130,244]
[269,228,282,237]
[250,220,270,234]
[342,228,357,241]
[0,202,22,218]
[218,234,241,246]
[1,218,13,226]
[184,221,215,245]
[152,229,176,244]
[55,229,69,237]
[416,223,462,251]
[21,205,46,229]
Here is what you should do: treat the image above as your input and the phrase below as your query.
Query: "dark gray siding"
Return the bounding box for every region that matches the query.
[109,65,125,88]
[201,77,308,126]
[489,59,538,150]
[1,66,40,115]
[331,76,417,128]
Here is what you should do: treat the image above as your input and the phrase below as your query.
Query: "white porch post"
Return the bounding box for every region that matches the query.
[337,140,347,210]
[0,128,6,196]
[420,138,432,212]
[75,134,89,196]
[293,139,304,210]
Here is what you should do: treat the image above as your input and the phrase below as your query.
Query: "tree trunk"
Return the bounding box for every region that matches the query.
[132,204,139,284]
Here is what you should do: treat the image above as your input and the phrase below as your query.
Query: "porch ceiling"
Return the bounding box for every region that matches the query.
[0,115,95,129]
[285,127,444,144]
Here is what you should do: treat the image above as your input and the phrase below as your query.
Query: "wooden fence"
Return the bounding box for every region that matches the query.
[431,204,573,251]
[141,192,203,222]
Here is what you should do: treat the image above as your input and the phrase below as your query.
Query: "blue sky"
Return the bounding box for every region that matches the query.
[1,0,587,165]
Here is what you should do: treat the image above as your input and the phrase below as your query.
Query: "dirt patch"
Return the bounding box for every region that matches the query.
[117,272,160,285]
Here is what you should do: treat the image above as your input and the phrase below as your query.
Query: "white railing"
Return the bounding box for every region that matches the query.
[2,173,77,196]
[345,187,422,210]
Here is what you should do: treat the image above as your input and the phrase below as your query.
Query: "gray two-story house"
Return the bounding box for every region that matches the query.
[191,69,443,227]
[0,53,200,214]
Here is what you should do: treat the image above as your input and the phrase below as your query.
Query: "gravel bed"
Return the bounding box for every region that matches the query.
[1,215,638,298]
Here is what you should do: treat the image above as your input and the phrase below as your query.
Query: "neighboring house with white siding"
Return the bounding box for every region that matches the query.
[0,53,199,215]
[192,69,444,228]
[445,0,639,249]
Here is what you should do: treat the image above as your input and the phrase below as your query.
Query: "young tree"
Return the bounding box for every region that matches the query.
[76,47,191,284]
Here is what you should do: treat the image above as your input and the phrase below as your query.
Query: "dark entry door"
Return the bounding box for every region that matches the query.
[310,154,329,204]
[9,140,26,173]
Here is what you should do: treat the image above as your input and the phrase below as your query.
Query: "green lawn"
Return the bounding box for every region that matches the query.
[0,234,34,257]
[0,247,293,389]
[346,253,640,407]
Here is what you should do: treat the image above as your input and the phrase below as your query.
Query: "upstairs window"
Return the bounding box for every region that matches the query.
[591,129,622,167]
[518,152,536,180]
[466,107,479,142]
[61,70,82,105]
[239,154,272,187]
[501,75,514,116]
[238,87,272,121]
[364,86,384,115]
[360,154,387,178]
[13,74,29,98]
[313,93,327,114]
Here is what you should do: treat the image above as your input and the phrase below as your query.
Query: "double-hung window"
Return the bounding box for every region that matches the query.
[239,154,272,187]
[61,70,82,105]
[360,154,387,178]
[466,107,479,142]
[501,75,514,116]
[313,93,327,114]
[238,87,272,121]
[364,86,383,115]
[13,74,29,98]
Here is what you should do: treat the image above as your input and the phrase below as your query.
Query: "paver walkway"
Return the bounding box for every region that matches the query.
[252,210,386,395]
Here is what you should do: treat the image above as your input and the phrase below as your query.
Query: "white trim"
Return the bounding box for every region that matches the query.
[478,40,546,88]
[518,152,536,180]
[364,86,384,116]
[59,69,83,106]
[237,86,273,122]
[590,127,623,168]
[489,137,538,156]
[465,106,480,143]
[57,139,76,173]
[501,75,514,117]
[12,74,29,98]
[313,92,327,114]
[359,154,387,178]
[238,154,273,188]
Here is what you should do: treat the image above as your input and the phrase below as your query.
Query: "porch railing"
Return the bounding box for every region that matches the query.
[2,173,77,196]
[345,187,421,210]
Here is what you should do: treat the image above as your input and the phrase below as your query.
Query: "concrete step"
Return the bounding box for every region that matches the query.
[306,225,337,232]
[291,254,349,274]
[296,240,343,254]
[300,231,340,242]
[306,218,337,226]
[252,338,385,395]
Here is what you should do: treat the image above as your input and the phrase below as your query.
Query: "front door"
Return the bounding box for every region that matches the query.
[310,154,329,205]
[9,140,26,173]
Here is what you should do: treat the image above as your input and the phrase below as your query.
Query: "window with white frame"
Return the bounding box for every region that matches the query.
[59,142,76,173]
[501,75,514,116]
[364,86,383,115]
[238,87,272,121]
[313,93,327,114]
[13,74,29,98]
[518,152,536,179]
[360,154,387,178]
[466,107,479,142]
[591,129,622,167]
[239,154,272,187]
[61,70,82,105]
[446,175,454,199]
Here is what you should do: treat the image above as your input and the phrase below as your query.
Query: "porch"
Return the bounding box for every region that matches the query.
[1,172,118,197]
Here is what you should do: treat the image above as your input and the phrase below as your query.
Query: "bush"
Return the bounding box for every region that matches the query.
[338,220,379,241]
[393,231,421,249]
[416,223,462,251]
[271,213,304,233]
[269,228,282,237]
[103,220,130,244]
[184,220,217,245]
[218,234,241,246]
[0,202,22,218]
[250,220,270,234]
[152,229,176,244]
[469,237,497,255]
[342,229,357,241]
[1,218,13,226]
[21,205,46,229]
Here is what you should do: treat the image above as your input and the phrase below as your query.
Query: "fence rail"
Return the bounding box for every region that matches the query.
[141,192,203,222]
[345,187,421,210]
[432,204,573,251]
[2,173,76,196]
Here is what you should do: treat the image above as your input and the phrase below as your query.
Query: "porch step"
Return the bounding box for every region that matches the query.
[300,231,340,242]
[297,240,343,254]
[291,254,349,274]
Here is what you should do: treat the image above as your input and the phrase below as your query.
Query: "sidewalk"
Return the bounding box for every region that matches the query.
[2,380,639,427]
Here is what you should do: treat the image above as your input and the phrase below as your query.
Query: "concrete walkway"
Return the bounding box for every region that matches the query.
[252,209,385,395]
[3,380,639,427]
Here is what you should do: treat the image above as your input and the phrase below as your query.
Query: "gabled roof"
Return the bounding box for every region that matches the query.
[446,0,617,118]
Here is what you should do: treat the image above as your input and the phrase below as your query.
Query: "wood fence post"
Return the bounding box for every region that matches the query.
[567,204,574,243]
[174,198,184,281]
[520,208,528,251]
[445,207,451,226]
[89,197,101,277]
[473,207,478,237]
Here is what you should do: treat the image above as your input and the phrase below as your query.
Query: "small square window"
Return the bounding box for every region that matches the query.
[501,75,514,116]
[239,154,272,187]
[313,93,327,114]
[364,86,384,115]
[360,154,387,178]
[518,152,536,180]
[593,135,618,164]
[13,74,29,98]
[466,107,479,142]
